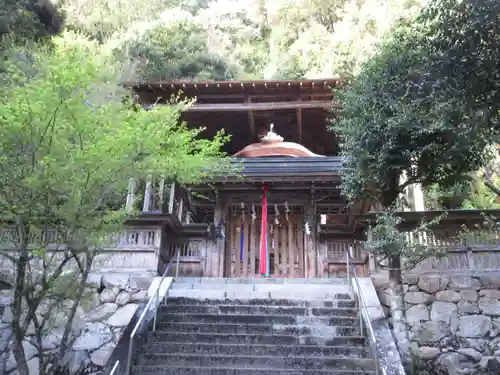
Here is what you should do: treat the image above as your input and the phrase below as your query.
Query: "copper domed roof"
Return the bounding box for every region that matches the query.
[233,124,324,158]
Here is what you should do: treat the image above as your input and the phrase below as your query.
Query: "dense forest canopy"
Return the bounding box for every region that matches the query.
[2,0,426,80]
[3,0,500,212]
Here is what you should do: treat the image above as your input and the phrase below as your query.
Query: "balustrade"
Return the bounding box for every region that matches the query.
[125,177,194,223]
[0,226,161,252]
[369,227,500,271]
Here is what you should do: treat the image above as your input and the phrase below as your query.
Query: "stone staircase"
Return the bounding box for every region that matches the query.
[131,277,377,375]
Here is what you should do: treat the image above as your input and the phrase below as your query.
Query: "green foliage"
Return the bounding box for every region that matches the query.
[367,209,448,270]
[425,177,500,210]
[0,31,227,243]
[0,0,63,43]
[334,0,500,208]
[8,0,426,81]
[1,33,227,373]
[162,0,214,14]
[62,0,174,42]
[424,182,472,210]
[127,17,236,81]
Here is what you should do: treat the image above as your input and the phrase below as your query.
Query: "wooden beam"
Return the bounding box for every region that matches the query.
[183,100,338,112]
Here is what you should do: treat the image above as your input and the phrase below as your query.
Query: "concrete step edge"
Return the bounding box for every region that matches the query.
[160,305,359,312]
[155,322,362,328]
[164,299,355,305]
[159,312,359,317]
[136,353,375,361]
[132,365,376,374]
[145,344,369,354]
[147,332,366,339]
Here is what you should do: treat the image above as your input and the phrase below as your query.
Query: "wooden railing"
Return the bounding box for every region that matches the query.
[0,226,163,274]
[102,227,161,250]
[321,240,369,277]
[125,177,194,223]
[371,228,500,271]
[0,226,161,252]
[160,239,205,277]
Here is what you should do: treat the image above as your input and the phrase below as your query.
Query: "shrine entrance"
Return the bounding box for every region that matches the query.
[225,211,305,278]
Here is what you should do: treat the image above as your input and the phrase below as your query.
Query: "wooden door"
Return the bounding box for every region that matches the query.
[226,214,305,278]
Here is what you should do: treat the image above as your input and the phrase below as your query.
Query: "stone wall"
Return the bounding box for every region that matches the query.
[0,271,153,375]
[373,271,500,375]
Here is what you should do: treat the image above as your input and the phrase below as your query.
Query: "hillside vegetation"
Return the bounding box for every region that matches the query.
[2,0,425,81]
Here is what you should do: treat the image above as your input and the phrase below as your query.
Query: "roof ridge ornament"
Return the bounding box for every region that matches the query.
[261,123,284,144]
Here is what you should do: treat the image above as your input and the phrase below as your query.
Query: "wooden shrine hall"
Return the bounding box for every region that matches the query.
[130,79,371,278]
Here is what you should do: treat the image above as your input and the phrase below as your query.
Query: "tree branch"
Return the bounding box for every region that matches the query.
[484,180,500,198]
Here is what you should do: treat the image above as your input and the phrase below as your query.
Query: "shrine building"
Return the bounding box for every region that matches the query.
[126,78,380,279]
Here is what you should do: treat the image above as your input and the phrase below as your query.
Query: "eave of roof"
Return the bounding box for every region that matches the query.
[127,78,344,91]
[201,156,343,184]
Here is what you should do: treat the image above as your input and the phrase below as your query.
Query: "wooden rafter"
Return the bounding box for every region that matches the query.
[130,79,341,92]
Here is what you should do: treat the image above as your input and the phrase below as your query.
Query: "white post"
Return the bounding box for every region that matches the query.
[125,177,136,212]
[143,175,153,212]
[413,182,425,211]
[367,225,376,272]
[168,183,176,214]
[158,178,165,212]
[177,198,184,222]
[346,245,351,292]
[176,249,181,278]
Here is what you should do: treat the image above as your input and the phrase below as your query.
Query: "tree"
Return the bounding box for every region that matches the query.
[0,0,63,43]
[124,12,237,81]
[334,0,500,270]
[333,0,500,363]
[0,33,227,375]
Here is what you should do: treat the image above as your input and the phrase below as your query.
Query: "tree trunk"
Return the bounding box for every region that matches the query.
[382,174,411,365]
[57,253,93,365]
[12,218,29,375]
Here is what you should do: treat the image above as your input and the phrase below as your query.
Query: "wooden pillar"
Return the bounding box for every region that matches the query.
[316,230,325,278]
[213,190,227,277]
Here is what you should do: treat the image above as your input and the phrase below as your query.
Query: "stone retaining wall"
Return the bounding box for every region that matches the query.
[373,271,500,375]
[0,272,153,375]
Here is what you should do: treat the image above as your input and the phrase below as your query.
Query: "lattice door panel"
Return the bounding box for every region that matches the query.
[226,214,304,278]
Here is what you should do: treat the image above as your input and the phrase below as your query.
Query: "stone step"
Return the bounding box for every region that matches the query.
[174,277,350,285]
[158,312,361,326]
[155,322,362,336]
[148,332,367,346]
[132,365,376,375]
[165,296,355,306]
[170,282,350,293]
[160,304,359,317]
[135,353,375,371]
[167,288,353,300]
[139,341,369,357]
